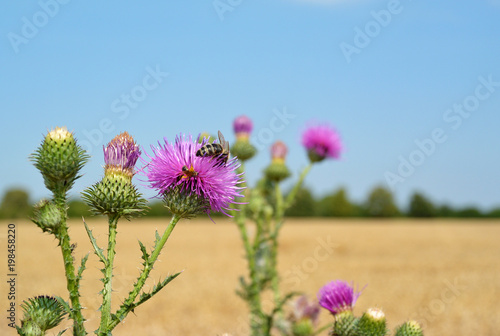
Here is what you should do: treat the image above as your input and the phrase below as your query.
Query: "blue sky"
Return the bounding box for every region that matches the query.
[1,0,499,210]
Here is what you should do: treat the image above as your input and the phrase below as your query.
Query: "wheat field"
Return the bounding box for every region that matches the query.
[1,218,499,336]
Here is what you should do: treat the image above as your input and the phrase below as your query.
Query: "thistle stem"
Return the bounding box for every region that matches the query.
[97,214,120,336]
[54,193,87,336]
[107,214,181,332]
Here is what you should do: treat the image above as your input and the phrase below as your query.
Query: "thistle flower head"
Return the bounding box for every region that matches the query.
[19,295,67,334]
[145,134,245,218]
[291,295,320,325]
[82,132,146,219]
[394,320,423,336]
[271,141,288,161]
[358,308,387,336]
[231,115,257,161]
[302,123,342,163]
[317,280,363,315]
[31,200,63,234]
[264,141,290,182]
[30,126,89,194]
[103,132,141,181]
[233,115,253,137]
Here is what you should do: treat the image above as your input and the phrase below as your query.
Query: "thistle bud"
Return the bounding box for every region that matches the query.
[356,308,388,336]
[162,185,210,219]
[291,319,315,336]
[394,321,423,336]
[331,311,358,336]
[30,127,89,194]
[264,141,290,182]
[31,200,63,234]
[82,132,146,219]
[18,296,67,335]
[231,115,256,161]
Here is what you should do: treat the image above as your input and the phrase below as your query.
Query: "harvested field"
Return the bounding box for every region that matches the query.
[1,218,499,335]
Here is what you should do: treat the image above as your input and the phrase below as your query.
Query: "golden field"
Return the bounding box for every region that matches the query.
[1,218,499,336]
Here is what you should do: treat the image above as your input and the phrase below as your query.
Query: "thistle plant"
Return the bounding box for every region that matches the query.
[21,128,244,335]
[317,281,424,336]
[25,127,89,336]
[230,117,344,336]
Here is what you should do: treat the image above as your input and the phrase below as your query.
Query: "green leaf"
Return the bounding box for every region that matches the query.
[138,240,149,264]
[135,272,182,307]
[83,218,107,264]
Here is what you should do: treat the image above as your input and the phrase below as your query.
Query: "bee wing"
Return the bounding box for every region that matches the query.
[218,130,229,151]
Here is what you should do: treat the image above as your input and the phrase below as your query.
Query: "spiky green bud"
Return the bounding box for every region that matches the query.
[162,185,210,219]
[19,296,67,335]
[356,308,387,336]
[30,127,89,195]
[264,161,291,182]
[82,175,147,219]
[331,311,358,336]
[292,318,315,336]
[394,321,423,336]
[31,200,63,234]
[231,139,257,161]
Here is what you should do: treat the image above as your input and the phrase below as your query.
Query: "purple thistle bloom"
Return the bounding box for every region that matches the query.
[270,141,288,160]
[301,123,342,162]
[291,295,320,325]
[317,280,364,315]
[233,115,253,135]
[145,134,244,216]
[104,132,141,175]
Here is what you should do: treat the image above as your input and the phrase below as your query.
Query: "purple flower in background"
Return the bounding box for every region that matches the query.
[317,280,363,316]
[104,132,141,179]
[302,123,342,163]
[270,141,288,160]
[233,115,253,137]
[291,295,320,325]
[145,134,244,216]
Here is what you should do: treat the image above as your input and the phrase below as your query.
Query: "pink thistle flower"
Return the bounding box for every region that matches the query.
[104,132,141,179]
[145,134,245,217]
[302,123,342,163]
[270,141,288,161]
[233,115,253,136]
[317,280,364,316]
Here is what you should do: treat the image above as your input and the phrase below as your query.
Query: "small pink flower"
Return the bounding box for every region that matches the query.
[317,280,364,315]
[233,115,253,136]
[270,141,288,160]
[302,123,342,162]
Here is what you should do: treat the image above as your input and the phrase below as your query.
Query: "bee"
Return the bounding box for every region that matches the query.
[196,130,230,166]
[181,165,198,178]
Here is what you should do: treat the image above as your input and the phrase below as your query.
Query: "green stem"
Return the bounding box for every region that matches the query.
[107,214,181,332]
[54,193,86,336]
[97,214,120,336]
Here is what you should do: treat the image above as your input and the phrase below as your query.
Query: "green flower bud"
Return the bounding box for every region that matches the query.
[394,321,423,336]
[264,141,291,182]
[19,296,67,334]
[331,311,358,336]
[31,200,63,234]
[264,161,291,182]
[356,308,388,336]
[292,318,315,336]
[231,139,257,161]
[30,127,89,195]
[82,175,147,219]
[162,185,210,219]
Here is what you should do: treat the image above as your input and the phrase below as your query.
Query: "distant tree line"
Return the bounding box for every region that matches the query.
[1,186,500,219]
